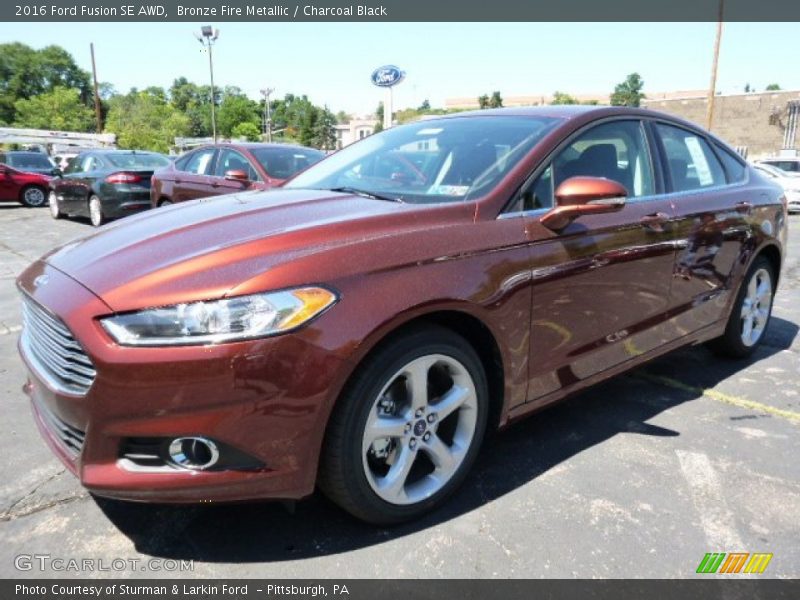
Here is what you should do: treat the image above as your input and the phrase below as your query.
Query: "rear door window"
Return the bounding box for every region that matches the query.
[656,123,726,192]
[183,148,216,175]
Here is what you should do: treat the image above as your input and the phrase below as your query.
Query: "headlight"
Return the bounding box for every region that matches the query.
[100,287,337,347]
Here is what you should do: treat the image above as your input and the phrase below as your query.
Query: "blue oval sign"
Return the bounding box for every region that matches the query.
[371,65,405,88]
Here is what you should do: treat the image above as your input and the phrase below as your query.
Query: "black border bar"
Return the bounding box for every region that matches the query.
[5,579,800,600]
[3,0,800,22]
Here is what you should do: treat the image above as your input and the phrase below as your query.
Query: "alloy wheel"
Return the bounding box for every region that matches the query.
[23,187,46,207]
[361,354,478,505]
[740,267,772,347]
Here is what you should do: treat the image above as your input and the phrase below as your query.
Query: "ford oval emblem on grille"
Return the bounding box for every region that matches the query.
[33,274,49,288]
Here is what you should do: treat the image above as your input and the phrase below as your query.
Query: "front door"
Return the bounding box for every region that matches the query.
[522,119,681,403]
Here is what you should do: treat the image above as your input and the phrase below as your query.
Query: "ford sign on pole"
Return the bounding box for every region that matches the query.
[371,65,405,130]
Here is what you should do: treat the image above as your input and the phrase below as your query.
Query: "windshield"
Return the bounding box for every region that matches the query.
[286,116,559,203]
[6,153,54,170]
[250,146,325,180]
[106,153,170,169]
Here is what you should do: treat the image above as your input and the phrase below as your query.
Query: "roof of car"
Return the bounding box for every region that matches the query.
[205,142,322,151]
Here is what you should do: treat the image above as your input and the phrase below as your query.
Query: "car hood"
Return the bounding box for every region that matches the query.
[42,189,455,312]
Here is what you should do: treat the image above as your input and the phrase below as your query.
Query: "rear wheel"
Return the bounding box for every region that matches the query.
[318,326,488,524]
[159,199,173,207]
[48,191,62,219]
[20,185,47,207]
[89,195,105,227]
[708,256,775,358]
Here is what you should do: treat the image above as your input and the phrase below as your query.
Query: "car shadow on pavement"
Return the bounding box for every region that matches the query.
[95,316,798,564]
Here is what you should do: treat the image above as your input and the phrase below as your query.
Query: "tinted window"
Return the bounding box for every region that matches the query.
[106,153,170,169]
[64,155,84,174]
[286,116,559,204]
[214,149,259,181]
[5,152,53,170]
[714,143,746,183]
[183,149,216,175]
[251,147,325,180]
[81,155,97,172]
[523,120,654,211]
[766,160,800,173]
[656,123,726,192]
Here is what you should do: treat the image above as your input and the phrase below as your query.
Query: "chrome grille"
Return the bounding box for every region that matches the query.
[21,295,96,395]
[35,399,86,458]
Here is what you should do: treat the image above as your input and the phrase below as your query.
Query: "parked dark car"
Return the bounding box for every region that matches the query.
[17,107,787,524]
[49,150,171,226]
[150,142,325,207]
[0,163,52,207]
[0,151,59,177]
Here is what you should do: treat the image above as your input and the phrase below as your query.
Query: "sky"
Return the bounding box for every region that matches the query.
[1,22,799,115]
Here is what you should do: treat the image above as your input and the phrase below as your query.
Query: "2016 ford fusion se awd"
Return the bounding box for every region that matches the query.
[17,107,787,524]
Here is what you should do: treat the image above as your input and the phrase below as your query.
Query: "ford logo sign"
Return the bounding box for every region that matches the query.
[371,65,405,88]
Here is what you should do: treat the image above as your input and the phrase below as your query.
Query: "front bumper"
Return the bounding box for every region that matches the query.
[17,261,347,503]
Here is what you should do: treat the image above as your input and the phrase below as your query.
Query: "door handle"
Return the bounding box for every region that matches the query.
[735,201,753,214]
[640,212,669,230]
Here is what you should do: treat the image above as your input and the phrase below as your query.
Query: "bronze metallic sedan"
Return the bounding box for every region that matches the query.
[17,107,787,524]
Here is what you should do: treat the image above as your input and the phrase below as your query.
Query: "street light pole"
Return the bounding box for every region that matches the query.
[261,87,274,142]
[195,26,220,144]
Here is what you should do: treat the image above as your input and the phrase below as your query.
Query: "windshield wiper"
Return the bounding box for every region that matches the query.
[328,186,403,203]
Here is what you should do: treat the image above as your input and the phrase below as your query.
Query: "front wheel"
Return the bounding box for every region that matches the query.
[318,326,488,524]
[708,256,776,358]
[20,185,47,207]
[48,191,62,219]
[89,195,105,227]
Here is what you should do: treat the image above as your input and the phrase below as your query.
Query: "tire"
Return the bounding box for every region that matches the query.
[20,185,47,207]
[708,256,776,358]
[159,199,173,207]
[318,325,489,524]
[48,191,62,219]
[89,195,105,227]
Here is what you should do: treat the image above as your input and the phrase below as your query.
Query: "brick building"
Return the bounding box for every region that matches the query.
[643,90,800,159]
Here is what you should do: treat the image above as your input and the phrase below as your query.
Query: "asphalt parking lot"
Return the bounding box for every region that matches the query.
[0,205,798,579]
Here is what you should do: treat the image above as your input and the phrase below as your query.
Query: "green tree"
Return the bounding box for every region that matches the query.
[477,94,490,109]
[418,99,431,111]
[610,73,645,107]
[217,91,260,138]
[105,89,190,152]
[551,91,579,105]
[335,110,350,124]
[13,86,94,131]
[765,83,781,91]
[744,83,752,93]
[232,122,262,141]
[373,101,384,132]
[489,91,503,108]
[0,43,92,125]
[312,106,337,150]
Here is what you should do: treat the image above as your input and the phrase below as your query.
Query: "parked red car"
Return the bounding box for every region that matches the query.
[0,163,51,207]
[17,107,787,524]
[150,142,325,207]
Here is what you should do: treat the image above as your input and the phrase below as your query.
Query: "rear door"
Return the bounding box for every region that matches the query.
[55,153,90,213]
[171,147,217,202]
[520,118,682,402]
[654,121,752,334]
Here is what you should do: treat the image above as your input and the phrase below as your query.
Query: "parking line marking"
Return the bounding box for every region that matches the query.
[676,450,745,551]
[637,373,800,424]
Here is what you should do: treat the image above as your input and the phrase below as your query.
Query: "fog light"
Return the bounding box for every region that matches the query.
[168,437,219,470]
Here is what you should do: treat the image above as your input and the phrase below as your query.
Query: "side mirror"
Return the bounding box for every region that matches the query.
[540,176,627,231]
[51,168,63,177]
[224,169,249,184]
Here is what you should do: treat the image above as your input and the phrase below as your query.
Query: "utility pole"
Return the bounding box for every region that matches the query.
[261,87,274,142]
[706,0,724,131]
[89,43,103,133]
